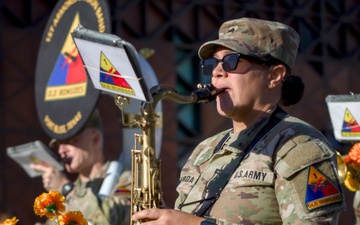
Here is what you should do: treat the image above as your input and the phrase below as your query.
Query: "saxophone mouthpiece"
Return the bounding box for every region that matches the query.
[192,84,225,103]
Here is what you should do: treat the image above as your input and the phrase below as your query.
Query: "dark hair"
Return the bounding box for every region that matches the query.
[281,74,304,106]
[250,55,305,106]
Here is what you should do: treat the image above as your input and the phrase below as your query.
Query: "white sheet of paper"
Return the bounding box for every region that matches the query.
[73,38,147,101]
[326,95,360,142]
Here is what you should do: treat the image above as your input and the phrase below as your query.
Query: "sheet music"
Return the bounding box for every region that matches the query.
[7,140,64,178]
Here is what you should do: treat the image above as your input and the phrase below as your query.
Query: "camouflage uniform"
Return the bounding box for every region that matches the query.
[354,191,360,224]
[46,161,131,225]
[175,111,346,224]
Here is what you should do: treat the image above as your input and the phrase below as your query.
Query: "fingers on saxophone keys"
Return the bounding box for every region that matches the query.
[132,208,160,221]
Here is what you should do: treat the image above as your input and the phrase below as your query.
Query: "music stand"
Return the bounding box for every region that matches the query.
[326,93,360,142]
[72,25,152,102]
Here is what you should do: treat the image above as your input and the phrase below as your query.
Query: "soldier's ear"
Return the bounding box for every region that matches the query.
[268,64,286,89]
[91,128,102,148]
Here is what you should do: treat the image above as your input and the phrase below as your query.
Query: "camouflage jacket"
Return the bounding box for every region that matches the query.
[46,161,131,225]
[175,110,346,225]
[353,191,360,225]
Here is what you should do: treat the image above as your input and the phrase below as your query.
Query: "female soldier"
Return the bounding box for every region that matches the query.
[133,17,345,225]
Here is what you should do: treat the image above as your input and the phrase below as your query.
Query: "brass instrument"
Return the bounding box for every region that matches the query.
[336,151,360,191]
[114,84,224,225]
[336,151,348,184]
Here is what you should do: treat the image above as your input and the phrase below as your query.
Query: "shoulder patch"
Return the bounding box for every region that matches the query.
[115,186,131,194]
[305,166,342,210]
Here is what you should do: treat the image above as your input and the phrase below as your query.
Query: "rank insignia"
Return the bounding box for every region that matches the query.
[305,165,342,210]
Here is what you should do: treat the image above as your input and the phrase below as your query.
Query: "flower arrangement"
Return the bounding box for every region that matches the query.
[342,142,360,191]
[0,217,19,225]
[33,190,88,225]
[0,190,87,225]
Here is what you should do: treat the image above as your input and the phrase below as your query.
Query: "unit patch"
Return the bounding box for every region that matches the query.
[115,186,131,195]
[305,166,342,210]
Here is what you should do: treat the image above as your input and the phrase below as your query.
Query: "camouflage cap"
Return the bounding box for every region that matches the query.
[198,17,300,69]
[49,108,102,148]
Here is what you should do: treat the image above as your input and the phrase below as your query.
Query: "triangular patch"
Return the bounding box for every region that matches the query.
[99,52,135,96]
[305,166,342,210]
[341,108,360,137]
[45,13,87,101]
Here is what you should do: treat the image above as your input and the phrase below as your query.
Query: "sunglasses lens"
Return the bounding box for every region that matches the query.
[222,54,239,72]
[202,58,217,76]
[201,54,240,75]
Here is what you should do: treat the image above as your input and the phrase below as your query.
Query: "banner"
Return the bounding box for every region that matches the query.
[35,0,111,140]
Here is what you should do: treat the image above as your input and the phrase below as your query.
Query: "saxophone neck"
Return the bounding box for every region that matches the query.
[138,83,224,131]
[149,83,224,107]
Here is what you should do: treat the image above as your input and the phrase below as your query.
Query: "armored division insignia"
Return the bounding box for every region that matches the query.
[100,52,135,96]
[342,108,360,136]
[45,13,87,101]
[305,166,342,210]
[35,0,111,140]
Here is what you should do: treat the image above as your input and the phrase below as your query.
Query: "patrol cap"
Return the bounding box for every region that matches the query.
[198,17,300,69]
[49,108,102,148]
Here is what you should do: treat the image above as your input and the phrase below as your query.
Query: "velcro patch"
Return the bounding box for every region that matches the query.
[305,166,342,210]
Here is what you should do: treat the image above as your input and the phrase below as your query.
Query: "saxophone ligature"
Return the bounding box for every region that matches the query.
[114,83,224,225]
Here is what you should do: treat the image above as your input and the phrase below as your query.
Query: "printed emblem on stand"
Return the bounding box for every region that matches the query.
[305,166,342,210]
[100,52,135,96]
[341,108,360,136]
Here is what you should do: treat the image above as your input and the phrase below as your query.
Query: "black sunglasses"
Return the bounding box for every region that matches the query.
[201,53,242,76]
[200,53,274,76]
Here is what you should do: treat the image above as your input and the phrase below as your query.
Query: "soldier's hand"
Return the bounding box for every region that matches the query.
[132,208,204,225]
[30,163,69,192]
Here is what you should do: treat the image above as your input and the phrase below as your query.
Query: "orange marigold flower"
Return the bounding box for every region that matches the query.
[0,217,19,225]
[33,191,66,220]
[58,211,88,225]
[348,143,360,164]
[344,155,351,164]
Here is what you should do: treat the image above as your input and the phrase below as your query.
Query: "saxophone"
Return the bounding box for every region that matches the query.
[114,83,224,225]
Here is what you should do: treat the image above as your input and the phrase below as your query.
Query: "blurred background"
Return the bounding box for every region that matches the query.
[0,0,359,224]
